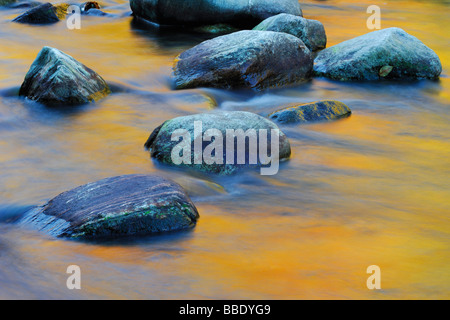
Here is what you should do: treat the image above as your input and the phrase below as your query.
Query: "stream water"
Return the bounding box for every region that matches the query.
[0,0,449,299]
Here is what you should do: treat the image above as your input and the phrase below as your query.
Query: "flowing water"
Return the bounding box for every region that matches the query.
[0,0,449,299]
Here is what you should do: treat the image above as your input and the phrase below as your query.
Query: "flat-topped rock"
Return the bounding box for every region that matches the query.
[20,175,199,240]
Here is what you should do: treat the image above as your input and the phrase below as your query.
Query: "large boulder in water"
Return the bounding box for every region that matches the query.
[253,13,326,51]
[314,27,442,81]
[130,0,302,27]
[20,175,199,240]
[269,100,351,124]
[19,46,110,106]
[144,111,291,175]
[173,30,313,90]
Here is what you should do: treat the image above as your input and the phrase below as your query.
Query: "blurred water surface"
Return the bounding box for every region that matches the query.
[0,0,449,299]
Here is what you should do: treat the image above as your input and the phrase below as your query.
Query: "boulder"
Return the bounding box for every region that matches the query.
[19,46,110,106]
[144,111,291,175]
[253,13,326,51]
[269,100,351,124]
[20,175,199,240]
[174,30,313,90]
[12,3,60,24]
[130,0,302,27]
[314,27,442,81]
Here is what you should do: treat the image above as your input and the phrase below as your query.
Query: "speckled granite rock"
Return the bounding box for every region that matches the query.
[314,28,442,81]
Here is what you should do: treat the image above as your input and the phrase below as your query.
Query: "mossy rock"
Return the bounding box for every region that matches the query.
[269,100,351,124]
[20,175,199,240]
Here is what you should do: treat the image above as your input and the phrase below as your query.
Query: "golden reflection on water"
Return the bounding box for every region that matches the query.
[0,0,449,299]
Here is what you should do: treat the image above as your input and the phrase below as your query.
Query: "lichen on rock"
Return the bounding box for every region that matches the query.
[269,100,351,124]
[19,175,199,240]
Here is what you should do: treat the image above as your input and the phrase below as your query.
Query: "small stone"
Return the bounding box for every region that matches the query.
[269,100,351,124]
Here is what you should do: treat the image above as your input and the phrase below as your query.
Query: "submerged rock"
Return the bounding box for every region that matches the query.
[253,13,326,51]
[174,30,313,90]
[19,46,110,106]
[12,3,59,24]
[269,100,351,124]
[20,175,199,240]
[314,27,442,81]
[130,0,302,27]
[144,111,291,175]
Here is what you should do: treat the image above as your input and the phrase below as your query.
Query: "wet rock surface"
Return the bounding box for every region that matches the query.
[314,27,442,81]
[173,30,313,90]
[253,13,326,51]
[145,111,291,175]
[269,100,351,124]
[20,175,199,240]
[130,0,302,27]
[19,46,110,106]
